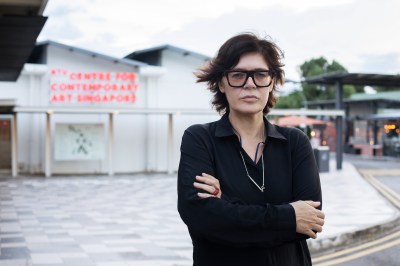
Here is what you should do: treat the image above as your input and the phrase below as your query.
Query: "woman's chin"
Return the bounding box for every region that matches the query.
[230,107,264,116]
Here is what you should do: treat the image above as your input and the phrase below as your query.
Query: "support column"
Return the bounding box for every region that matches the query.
[373,121,378,145]
[167,113,174,174]
[372,101,378,145]
[11,113,18,177]
[108,113,114,176]
[45,112,52,177]
[335,81,343,170]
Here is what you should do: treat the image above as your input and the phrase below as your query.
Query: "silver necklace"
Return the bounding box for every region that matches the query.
[229,120,266,192]
[239,151,265,192]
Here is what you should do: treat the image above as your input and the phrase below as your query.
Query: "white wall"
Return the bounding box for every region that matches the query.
[0,45,221,175]
[0,65,46,173]
[48,45,153,174]
[144,49,220,172]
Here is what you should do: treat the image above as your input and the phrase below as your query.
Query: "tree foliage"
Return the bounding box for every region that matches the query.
[276,90,304,109]
[277,57,359,109]
[299,57,356,100]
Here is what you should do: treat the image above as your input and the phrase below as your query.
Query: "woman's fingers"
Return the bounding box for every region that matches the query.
[312,224,323,233]
[317,217,325,226]
[193,182,217,195]
[197,192,213,199]
[290,200,325,239]
[201,173,215,179]
[194,173,221,198]
[304,200,321,208]
[307,230,317,239]
[196,173,220,187]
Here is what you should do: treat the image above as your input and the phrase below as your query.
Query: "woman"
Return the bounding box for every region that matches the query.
[177,33,324,266]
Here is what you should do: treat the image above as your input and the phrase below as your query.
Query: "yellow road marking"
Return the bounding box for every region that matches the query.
[359,169,400,176]
[314,237,400,266]
[312,230,400,263]
[362,173,400,208]
[312,169,400,265]
[366,174,400,201]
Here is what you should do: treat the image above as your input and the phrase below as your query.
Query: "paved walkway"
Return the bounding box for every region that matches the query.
[309,161,399,252]
[0,160,398,266]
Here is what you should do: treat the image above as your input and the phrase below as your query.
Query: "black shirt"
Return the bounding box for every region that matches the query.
[177,114,322,266]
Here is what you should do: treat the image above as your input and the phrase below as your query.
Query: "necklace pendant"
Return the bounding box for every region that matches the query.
[260,185,265,192]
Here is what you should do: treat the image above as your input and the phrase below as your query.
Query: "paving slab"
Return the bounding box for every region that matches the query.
[1,160,398,265]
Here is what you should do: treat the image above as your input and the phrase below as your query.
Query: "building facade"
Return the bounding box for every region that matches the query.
[308,91,400,157]
[0,41,218,175]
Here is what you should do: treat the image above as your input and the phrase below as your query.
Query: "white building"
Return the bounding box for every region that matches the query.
[0,41,218,176]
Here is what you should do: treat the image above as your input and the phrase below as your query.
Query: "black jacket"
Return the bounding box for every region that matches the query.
[177,114,322,266]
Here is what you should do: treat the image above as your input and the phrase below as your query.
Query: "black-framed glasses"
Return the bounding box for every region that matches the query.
[225,70,274,88]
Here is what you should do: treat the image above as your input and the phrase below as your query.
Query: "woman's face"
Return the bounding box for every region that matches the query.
[219,52,273,116]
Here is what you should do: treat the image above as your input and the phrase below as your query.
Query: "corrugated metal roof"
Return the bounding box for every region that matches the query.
[304,71,400,87]
[369,112,400,120]
[125,44,210,61]
[31,40,148,68]
[350,90,400,101]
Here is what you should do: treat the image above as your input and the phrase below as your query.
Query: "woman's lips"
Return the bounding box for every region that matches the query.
[241,95,258,102]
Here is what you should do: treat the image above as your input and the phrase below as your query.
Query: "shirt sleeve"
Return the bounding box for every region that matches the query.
[177,126,300,248]
[290,129,323,207]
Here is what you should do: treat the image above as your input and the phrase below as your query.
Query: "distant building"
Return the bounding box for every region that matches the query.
[307,91,400,157]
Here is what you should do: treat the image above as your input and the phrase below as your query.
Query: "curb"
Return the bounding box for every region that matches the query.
[342,153,400,163]
[308,159,400,255]
[308,211,400,255]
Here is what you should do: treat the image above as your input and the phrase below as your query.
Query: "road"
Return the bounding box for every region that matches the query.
[313,155,400,266]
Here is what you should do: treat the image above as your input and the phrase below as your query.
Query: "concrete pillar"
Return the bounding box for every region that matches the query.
[11,113,18,177]
[335,81,343,170]
[108,113,114,176]
[167,113,174,174]
[45,112,52,177]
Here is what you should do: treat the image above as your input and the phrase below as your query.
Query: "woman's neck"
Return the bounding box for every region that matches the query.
[228,111,265,140]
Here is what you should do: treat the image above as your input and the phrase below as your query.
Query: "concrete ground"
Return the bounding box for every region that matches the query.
[0,160,398,266]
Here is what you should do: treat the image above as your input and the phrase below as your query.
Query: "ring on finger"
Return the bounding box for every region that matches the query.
[211,187,220,196]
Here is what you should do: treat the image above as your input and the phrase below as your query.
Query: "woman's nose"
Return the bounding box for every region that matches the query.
[243,76,256,88]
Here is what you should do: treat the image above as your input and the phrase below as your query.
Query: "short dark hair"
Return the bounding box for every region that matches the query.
[196,33,285,115]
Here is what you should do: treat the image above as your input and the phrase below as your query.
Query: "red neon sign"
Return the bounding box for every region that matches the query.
[50,69,139,104]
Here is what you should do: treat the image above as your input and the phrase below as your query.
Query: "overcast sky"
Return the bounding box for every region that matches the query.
[39,0,400,81]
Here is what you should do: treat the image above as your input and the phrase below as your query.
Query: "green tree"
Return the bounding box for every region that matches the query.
[299,57,356,101]
[277,57,360,109]
[276,90,304,109]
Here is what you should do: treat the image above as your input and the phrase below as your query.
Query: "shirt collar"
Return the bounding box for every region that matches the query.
[215,113,287,141]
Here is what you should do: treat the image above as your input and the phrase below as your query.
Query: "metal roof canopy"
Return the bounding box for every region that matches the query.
[304,72,400,87]
[303,71,400,170]
[307,97,400,106]
[0,0,48,81]
[368,113,400,120]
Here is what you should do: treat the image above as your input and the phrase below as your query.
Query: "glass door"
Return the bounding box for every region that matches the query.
[0,119,11,169]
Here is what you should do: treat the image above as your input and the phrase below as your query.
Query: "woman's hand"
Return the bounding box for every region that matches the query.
[193,173,222,199]
[289,200,325,239]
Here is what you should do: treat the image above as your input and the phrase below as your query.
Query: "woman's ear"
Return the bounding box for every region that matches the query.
[268,81,275,93]
[219,81,226,93]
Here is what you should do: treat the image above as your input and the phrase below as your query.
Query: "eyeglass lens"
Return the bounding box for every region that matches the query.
[226,71,272,87]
